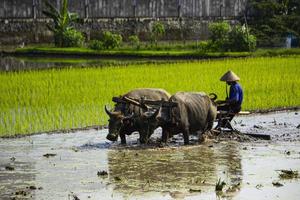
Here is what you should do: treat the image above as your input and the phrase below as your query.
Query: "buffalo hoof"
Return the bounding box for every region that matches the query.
[106,134,118,142]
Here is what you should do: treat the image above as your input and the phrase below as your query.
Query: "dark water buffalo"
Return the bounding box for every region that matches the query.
[105,88,171,144]
[141,92,217,145]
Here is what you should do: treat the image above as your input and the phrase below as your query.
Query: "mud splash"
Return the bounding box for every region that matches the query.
[0,111,300,200]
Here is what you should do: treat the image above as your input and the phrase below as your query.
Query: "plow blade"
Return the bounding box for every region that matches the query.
[244,133,271,140]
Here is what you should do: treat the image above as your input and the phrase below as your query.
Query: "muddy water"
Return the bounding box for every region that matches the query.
[0,111,300,200]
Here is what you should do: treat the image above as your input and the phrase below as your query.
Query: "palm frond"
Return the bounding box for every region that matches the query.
[69,13,79,22]
[43,0,81,47]
[43,1,59,18]
[42,10,58,21]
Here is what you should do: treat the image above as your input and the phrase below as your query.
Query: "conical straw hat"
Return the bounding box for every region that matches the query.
[220,70,240,82]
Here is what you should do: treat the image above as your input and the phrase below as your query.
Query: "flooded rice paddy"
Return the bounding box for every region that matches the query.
[0,56,178,71]
[0,111,300,200]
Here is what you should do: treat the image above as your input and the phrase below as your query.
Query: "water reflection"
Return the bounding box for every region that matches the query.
[0,56,176,71]
[0,160,36,199]
[0,56,111,71]
[107,142,242,199]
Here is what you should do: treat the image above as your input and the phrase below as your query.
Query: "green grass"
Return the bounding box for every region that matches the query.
[1,56,300,137]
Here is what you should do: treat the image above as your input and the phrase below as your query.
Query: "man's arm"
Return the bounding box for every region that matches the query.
[228,85,239,104]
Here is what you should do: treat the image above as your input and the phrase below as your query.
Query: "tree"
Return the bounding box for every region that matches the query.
[208,21,231,50]
[150,21,165,46]
[208,21,256,52]
[245,0,300,47]
[228,25,257,51]
[128,35,140,49]
[43,0,83,47]
[101,31,123,49]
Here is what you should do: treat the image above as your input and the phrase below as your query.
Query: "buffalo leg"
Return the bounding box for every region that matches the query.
[183,128,190,145]
[161,128,169,143]
[197,130,205,143]
[207,108,216,131]
[120,133,126,145]
[206,120,214,131]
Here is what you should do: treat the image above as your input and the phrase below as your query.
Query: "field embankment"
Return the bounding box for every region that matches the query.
[7,47,300,59]
[0,56,299,137]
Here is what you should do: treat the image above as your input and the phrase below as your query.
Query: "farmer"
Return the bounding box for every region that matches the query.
[216,70,243,120]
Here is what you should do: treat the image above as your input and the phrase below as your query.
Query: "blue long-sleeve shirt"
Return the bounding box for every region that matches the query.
[229,82,243,106]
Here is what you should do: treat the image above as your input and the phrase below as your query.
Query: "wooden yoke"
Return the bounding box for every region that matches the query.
[112,96,178,123]
[112,96,178,108]
[123,96,147,110]
[139,99,178,108]
[140,99,178,124]
[112,96,149,110]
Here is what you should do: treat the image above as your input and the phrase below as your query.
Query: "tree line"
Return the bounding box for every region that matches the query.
[245,0,300,47]
[42,0,299,50]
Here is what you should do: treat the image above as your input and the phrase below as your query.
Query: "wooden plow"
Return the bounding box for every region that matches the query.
[215,110,270,140]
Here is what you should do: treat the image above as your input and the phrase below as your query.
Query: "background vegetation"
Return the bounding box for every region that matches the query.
[246,0,300,47]
[1,56,299,137]
[43,0,83,47]
[208,21,256,52]
[39,0,300,50]
[89,31,123,50]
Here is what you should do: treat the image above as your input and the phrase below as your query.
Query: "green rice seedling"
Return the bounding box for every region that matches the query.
[0,56,299,136]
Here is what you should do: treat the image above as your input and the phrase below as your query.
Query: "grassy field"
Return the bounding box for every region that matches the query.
[0,56,300,137]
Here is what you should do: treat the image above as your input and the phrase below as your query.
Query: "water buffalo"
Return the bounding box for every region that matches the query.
[105,88,171,144]
[140,92,217,145]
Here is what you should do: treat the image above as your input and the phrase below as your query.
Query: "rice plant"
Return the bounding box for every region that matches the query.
[0,56,299,136]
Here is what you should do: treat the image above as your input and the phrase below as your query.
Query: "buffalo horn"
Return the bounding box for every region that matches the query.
[104,105,113,116]
[209,93,218,101]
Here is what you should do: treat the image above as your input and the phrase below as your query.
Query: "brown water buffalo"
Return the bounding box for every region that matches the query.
[140,92,217,145]
[105,88,171,144]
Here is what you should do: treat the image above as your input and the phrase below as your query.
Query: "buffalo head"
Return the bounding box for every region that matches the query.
[135,107,160,144]
[105,105,135,141]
